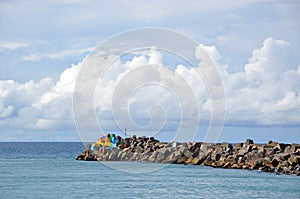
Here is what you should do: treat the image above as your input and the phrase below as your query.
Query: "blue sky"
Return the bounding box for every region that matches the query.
[0,0,299,142]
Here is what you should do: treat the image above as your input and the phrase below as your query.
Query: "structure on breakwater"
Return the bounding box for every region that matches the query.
[76,135,300,176]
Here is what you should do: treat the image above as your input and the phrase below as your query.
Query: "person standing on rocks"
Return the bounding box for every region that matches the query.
[110,134,118,150]
[104,134,111,150]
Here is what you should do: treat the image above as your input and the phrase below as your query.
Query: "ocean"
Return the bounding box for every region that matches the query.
[1,142,299,198]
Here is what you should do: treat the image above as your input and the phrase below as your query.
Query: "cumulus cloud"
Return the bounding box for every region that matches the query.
[0,37,299,134]
[221,37,300,126]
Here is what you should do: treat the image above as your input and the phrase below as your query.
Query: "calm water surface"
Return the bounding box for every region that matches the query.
[1,142,299,198]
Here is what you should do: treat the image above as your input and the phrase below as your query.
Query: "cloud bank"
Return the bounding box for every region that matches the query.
[0,37,299,134]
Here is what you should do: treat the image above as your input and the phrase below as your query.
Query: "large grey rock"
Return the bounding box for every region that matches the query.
[135,146,143,154]
[252,159,263,170]
[211,152,221,161]
[237,148,248,156]
[200,143,215,154]
[157,147,172,156]
[276,153,291,161]
[226,156,236,164]
[173,150,184,159]
[155,153,166,163]
[140,154,149,162]
[165,141,180,148]
[148,154,156,162]
[184,150,193,158]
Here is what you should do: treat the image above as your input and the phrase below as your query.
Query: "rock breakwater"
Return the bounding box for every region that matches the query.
[76,136,300,176]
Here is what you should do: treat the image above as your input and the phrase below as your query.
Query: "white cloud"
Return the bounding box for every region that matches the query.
[0,41,28,51]
[0,37,299,133]
[22,46,95,61]
[222,37,300,126]
[0,103,13,118]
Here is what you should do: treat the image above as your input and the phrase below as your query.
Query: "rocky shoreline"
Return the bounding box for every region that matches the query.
[76,136,300,176]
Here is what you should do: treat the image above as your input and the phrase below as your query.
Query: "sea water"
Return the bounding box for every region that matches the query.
[1,142,299,198]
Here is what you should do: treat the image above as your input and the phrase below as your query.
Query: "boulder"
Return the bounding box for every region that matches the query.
[264,141,279,149]
[177,157,188,164]
[214,144,224,154]
[288,155,300,166]
[108,153,118,161]
[165,141,178,148]
[245,139,254,147]
[263,158,274,169]
[276,143,287,152]
[284,146,292,153]
[203,159,213,166]
[222,142,233,151]
[143,148,153,154]
[223,162,231,168]
[271,158,279,167]
[234,143,243,148]
[244,151,256,163]
[191,157,202,165]
[252,159,263,170]
[185,157,194,164]
[155,142,166,148]
[225,156,236,164]
[157,147,171,156]
[131,152,139,161]
[135,146,143,154]
[187,142,197,150]
[173,150,184,159]
[148,155,156,162]
[200,143,215,154]
[131,135,137,140]
[256,151,265,159]
[216,160,225,167]
[122,148,130,153]
[237,148,248,156]
[188,142,201,154]
[140,154,149,162]
[120,152,128,160]
[184,150,194,158]
[176,145,188,155]
[276,153,291,161]
[81,150,97,161]
[155,153,166,163]
[219,154,227,162]
[231,164,239,169]
[236,156,244,165]
[84,144,92,151]
[291,144,300,153]
[247,144,260,152]
[198,151,208,161]
[117,151,123,159]
[165,153,177,163]
[211,152,221,162]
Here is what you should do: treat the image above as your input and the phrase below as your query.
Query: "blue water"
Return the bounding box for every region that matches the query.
[1,143,299,198]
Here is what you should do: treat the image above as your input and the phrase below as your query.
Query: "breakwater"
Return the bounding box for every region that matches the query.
[76,136,300,176]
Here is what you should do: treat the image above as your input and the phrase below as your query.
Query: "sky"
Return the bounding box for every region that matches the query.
[0,0,300,143]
